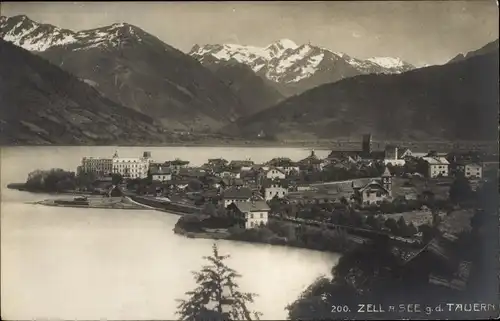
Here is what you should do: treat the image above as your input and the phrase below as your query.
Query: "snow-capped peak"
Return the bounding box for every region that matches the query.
[367,57,406,69]
[191,39,415,85]
[0,15,149,52]
[0,15,78,51]
[266,39,298,51]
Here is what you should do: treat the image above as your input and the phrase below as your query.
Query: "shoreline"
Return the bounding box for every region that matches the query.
[34,197,148,210]
[172,217,356,255]
[7,184,96,196]
[2,140,496,150]
[173,225,351,254]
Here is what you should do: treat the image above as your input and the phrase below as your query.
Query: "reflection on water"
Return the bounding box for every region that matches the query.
[1,146,338,320]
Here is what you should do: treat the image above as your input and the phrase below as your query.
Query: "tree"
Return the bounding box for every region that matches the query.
[76,171,97,191]
[449,176,472,204]
[176,244,262,321]
[111,173,123,185]
[406,222,418,236]
[366,215,382,230]
[418,224,436,244]
[396,216,407,236]
[384,218,398,233]
[25,168,76,192]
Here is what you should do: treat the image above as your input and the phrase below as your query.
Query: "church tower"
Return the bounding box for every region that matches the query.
[381,166,392,197]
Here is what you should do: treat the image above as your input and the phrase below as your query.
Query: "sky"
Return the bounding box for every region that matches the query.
[2,1,498,66]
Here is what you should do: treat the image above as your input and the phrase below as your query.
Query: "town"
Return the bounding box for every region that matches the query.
[13,134,496,294]
[17,135,488,230]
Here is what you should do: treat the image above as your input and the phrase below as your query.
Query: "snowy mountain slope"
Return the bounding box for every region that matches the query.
[0,15,251,131]
[0,15,157,53]
[190,39,415,96]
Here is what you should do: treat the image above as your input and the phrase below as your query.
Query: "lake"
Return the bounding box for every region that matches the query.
[1,146,338,320]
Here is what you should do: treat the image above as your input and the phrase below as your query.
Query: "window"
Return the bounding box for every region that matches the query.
[376,191,381,197]
[260,213,263,218]
[250,213,254,219]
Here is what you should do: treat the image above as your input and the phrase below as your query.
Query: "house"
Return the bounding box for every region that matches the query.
[150,165,172,182]
[266,157,300,175]
[263,182,289,201]
[327,151,362,163]
[456,163,482,179]
[298,150,323,171]
[265,167,286,180]
[207,158,228,168]
[422,157,450,178]
[398,148,413,159]
[178,168,207,180]
[167,159,190,175]
[411,152,430,159]
[353,168,392,206]
[214,167,241,179]
[229,160,254,171]
[230,201,270,229]
[221,186,253,207]
[355,180,391,206]
[219,178,244,189]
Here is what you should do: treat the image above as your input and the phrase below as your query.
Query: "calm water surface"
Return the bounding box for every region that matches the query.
[1,146,338,320]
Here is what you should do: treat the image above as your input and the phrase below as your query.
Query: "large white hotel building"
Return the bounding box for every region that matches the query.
[80,151,153,179]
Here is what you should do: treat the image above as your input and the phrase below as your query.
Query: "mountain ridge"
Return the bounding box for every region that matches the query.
[448,39,499,63]
[190,39,415,96]
[0,38,171,145]
[0,15,255,131]
[225,48,498,142]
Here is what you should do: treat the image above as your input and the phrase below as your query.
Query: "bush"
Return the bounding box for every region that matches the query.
[25,168,77,192]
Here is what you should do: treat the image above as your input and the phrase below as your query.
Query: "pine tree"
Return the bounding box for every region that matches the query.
[176,243,262,321]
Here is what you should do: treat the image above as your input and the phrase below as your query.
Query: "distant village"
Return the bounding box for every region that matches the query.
[76,134,496,233]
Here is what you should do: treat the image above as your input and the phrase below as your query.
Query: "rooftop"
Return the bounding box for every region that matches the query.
[223,186,253,199]
[422,157,450,165]
[150,165,172,175]
[235,201,270,212]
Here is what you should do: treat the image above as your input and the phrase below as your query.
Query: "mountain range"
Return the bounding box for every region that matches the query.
[1,14,498,144]
[190,39,415,96]
[224,40,498,142]
[0,15,252,131]
[0,38,170,145]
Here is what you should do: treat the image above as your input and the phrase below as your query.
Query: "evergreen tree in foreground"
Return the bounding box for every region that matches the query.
[176,243,262,321]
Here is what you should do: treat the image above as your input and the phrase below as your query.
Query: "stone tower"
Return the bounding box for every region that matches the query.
[381,166,392,197]
[362,134,372,157]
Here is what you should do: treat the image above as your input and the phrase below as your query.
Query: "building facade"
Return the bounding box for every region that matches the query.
[458,163,482,179]
[221,186,253,207]
[264,183,288,201]
[233,201,270,229]
[80,157,113,176]
[111,151,152,179]
[357,181,391,206]
[150,165,172,182]
[266,168,286,180]
[422,157,450,178]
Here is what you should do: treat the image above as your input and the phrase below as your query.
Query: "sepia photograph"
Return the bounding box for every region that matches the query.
[0,1,498,320]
